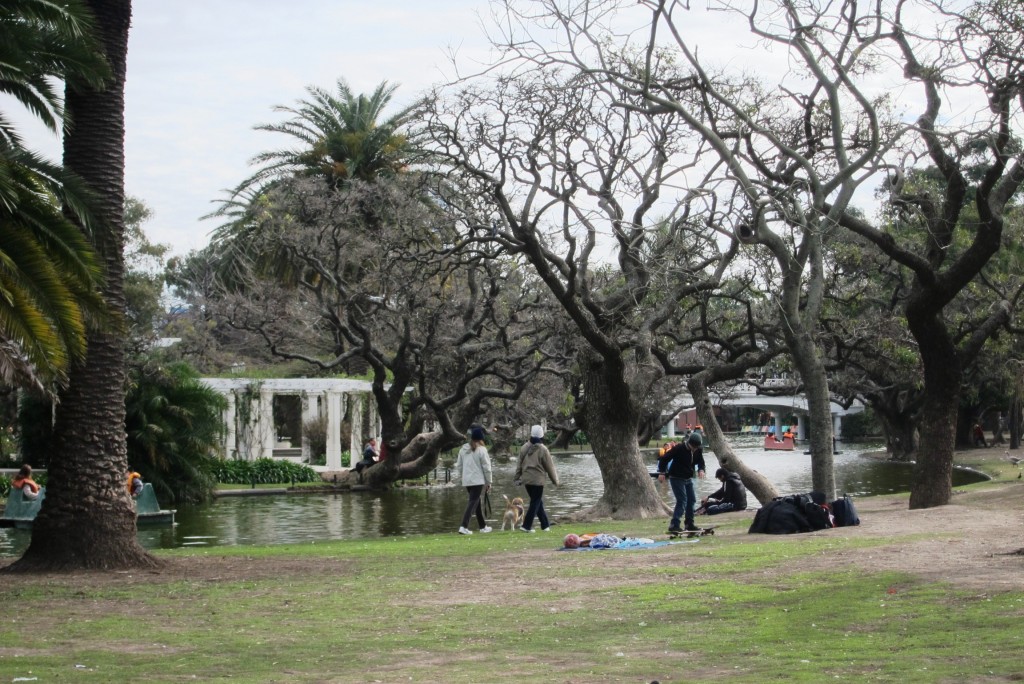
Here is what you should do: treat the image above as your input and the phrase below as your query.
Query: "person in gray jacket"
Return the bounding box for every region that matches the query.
[514,425,560,532]
[455,426,492,535]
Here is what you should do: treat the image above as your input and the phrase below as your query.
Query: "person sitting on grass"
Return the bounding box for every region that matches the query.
[696,468,747,516]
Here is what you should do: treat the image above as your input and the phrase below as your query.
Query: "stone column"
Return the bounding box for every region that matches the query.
[326,391,343,470]
[259,388,276,459]
[832,413,843,442]
[348,394,363,466]
[796,414,808,441]
[774,412,783,437]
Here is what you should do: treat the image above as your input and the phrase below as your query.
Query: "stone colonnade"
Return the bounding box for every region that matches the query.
[200,378,379,471]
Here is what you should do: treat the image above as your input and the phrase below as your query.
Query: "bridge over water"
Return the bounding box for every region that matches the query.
[668,381,864,441]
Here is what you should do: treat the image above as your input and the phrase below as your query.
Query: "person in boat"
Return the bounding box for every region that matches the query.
[127,470,144,497]
[782,430,795,440]
[697,468,747,515]
[657,432,707,533]
[12,464,40,500]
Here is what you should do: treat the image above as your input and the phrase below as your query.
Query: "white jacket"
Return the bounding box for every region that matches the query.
[454,443,492,486]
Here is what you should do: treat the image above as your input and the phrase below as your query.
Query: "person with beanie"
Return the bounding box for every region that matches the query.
[657,432,707,533]
[455,426,492,535]
[513,424,560,532]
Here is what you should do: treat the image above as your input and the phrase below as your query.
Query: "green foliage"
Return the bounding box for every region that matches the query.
[124,361,227,504]
[123,197,171,348]
[16,395,54,466]
[302,415,327,465]
[210,457,320,485]
[841,409,882,441]
[0,0,111,391]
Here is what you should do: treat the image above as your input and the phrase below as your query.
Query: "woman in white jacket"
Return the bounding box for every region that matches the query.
[455,426,493,535]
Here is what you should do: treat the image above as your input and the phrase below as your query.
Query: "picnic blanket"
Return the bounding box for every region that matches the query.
[558,533,699,551]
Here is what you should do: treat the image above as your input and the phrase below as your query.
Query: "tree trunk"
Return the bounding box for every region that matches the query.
[785,329,836,499]
[573,354,668,519]
[7,0,157,572]
[688,380,779,505]
[1010,392,1021,451]
[876,408,918,462]
[908,313,959,509]
[552,428,577,450]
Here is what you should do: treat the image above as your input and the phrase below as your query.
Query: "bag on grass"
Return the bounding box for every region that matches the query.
[830,494,860,527]
[748,492,832,534]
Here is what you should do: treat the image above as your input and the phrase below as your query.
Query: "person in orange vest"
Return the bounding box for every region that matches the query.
[126,470,144,497]
[12,464,40,500]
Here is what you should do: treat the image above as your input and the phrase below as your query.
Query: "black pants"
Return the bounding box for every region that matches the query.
[522,484,549,530]
[461,485,487,529]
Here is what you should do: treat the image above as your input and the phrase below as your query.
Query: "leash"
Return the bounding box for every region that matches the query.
[483,491,492,518]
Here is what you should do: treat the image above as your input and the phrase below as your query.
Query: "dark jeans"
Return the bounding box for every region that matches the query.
[669,477,696,529]
[461,485,487,529]
[705,502,737,515]
[522,484,549,531]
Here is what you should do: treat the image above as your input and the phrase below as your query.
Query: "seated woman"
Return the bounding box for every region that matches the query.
[12,464,40,500]
[697,468,748,515]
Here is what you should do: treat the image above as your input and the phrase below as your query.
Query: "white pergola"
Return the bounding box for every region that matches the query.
[200,378,379,472]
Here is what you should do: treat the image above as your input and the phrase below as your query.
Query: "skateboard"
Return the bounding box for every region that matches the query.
[668,525,717,538]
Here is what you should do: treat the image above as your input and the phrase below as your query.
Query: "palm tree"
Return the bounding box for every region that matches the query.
[0,0,109,391]
[126,362,226,504]
[239,79,419,193]
[9,0,159,572]
[208,79,421,288]
[0,0,108,143]
[0,149,105,389]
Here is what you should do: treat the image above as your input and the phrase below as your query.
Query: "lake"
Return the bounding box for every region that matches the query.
[0,437,986,557]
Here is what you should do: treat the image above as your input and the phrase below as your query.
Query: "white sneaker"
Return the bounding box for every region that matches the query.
[541,527,551,532]
[480,526,493,533]
[520,527,536,533]
[458,527,472,535]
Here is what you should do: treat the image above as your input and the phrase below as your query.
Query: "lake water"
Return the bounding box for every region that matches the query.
[0,437,986,557]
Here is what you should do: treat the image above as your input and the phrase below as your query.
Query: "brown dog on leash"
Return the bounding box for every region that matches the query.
[501,494,525,531]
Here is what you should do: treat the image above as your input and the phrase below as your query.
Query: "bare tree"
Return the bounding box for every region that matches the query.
[199,175,568,486]
[493,0,1024,506]
[422,65,788,518]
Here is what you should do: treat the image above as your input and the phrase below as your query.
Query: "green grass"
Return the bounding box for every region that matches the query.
[2,518,1022,683]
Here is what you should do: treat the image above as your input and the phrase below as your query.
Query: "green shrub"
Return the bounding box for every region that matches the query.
[842,409,882,441]
[210,458,320,485]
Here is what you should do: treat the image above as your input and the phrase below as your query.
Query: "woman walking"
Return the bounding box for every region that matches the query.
[455,426,492,535]
[514,425,560,532]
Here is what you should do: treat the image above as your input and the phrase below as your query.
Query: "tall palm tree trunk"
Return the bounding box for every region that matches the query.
[9,0,157,571]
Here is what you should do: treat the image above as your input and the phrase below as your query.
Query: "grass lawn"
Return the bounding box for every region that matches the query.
[2,448,1023,682]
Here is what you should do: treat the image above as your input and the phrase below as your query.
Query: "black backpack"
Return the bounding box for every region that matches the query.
[830,494,861,527]
[748,492,832,534]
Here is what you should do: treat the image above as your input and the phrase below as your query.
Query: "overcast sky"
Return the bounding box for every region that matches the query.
[17,1,497,256]
[12,1,942,259]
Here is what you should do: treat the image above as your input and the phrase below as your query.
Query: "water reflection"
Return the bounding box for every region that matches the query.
[0,440,985,557]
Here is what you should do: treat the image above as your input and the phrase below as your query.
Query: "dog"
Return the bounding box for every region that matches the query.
[501,494,525,531]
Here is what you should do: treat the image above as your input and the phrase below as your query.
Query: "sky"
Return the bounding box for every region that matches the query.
[17,1,500,257]
[11,1,943,259]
